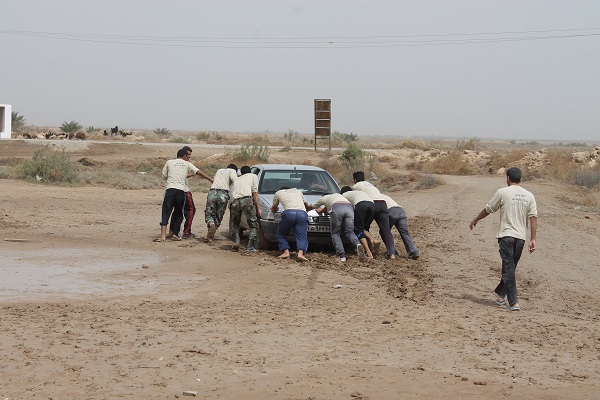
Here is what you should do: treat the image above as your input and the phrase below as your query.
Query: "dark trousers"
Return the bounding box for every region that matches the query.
[161,188,186,236]
[276,210,309,252]
[182,191,196,236]
[388,206,419,257]
[353,201,374,239]
[495,236,525,306]
[366,200,397,256]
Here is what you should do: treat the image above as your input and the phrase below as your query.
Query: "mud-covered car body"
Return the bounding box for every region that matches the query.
[241,164,340,249]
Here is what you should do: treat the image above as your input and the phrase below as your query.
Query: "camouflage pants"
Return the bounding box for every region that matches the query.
[230,197,258,240]
[204,189,230,229]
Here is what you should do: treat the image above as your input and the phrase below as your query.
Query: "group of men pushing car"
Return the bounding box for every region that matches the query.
[158,146,419,263]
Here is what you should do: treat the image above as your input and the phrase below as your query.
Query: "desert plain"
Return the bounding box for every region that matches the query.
[1,136,599,399]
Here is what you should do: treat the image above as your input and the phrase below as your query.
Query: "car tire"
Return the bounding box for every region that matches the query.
[256,223,274,251]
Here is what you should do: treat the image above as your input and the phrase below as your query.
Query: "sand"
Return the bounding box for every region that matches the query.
[1,139,599,399]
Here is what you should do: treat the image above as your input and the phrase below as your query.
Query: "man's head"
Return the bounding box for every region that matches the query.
[227,163,238,171]
[240,165,251,175]
[506,167,522,184]
[176,148,187,159]
[181,146,192,161]
[352,171,365,183]
[340,186,352,194]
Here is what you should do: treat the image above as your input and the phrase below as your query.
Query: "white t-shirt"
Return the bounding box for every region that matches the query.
[231,173,259,199]
[211,168,237,191]
[485,185,538,240]
[313,193,350,212]
[380,194,400,209]
[342,190,374,206]
[272,188,307,211]
[162,159,199,192]
[352,181,385,201]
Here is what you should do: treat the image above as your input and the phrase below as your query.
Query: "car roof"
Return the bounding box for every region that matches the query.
[252,164,325,171]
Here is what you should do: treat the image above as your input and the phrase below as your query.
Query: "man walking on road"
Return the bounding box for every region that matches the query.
[469,167,537,311]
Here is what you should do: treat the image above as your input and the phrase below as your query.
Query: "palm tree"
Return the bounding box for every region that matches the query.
[11,111,26,131]
[60,121,83,134]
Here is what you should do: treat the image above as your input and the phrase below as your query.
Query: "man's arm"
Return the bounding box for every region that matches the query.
[252,192,262,217]
[528,216,537,253]
[195,169,214,183]
[270,194,279,213]
[469,208,489,230]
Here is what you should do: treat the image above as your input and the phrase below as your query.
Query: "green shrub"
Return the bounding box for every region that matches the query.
[154,127,171,136]
[60,121,83,134]
[233,144,270,163]
[20,146,78,183]
[339,144,365,180]
[332,131,358,145]
[11,111,26,132]
[86,126,99,133]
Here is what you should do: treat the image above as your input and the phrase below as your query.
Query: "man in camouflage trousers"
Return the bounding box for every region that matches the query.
[203,163,238,243]
[230,165,261,252]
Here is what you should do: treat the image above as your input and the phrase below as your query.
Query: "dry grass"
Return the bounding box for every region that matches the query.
[489,149,529,171]
[539,149,577,182]
[415,173,445,189]
[421,151,472,175]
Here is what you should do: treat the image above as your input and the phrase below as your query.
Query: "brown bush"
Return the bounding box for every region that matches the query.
[542,149,576,181]
[421,151,472,175]
[489,149,528,171]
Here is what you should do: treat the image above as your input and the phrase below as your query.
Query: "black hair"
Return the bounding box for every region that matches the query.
[181,146,192,153]
[506,167,522,183]
[340,186,352,194]
[177,148,187,158]
[352,171,365,182]
[240,165,251,174]
[227,163,238,171]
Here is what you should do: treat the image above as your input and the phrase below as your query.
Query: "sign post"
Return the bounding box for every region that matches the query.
[314,99,331,151]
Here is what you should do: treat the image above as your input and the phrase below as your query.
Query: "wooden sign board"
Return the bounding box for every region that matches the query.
[314,99,331,150]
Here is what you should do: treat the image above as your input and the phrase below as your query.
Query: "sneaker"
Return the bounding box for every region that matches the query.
[408,252,420,260]
[356,244,367,261]
[508,304,521,311]
[494,295,507,306]
[171,235,182,241]
[339,257,347,262]
[182,232,196,239]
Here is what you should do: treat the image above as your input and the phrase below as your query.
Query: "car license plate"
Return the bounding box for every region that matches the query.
[308,225,330,232]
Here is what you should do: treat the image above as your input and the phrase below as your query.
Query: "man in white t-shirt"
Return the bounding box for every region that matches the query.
[311,193,366,262]
[380,194,420,260]
[203,163,238,243]
[351,171,398,260]
[271,187,310,261]
[230,166,261,252]
[470,167,538,311]
[158,148,213,242]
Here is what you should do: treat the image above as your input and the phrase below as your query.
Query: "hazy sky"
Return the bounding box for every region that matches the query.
[2,1,599,141]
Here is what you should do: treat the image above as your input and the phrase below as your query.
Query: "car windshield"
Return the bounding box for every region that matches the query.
[258,170,339,195]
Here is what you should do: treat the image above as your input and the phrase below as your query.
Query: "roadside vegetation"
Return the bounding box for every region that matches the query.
[4,126,600,209]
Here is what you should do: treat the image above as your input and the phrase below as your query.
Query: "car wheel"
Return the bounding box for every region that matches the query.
[256,224,273,250]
